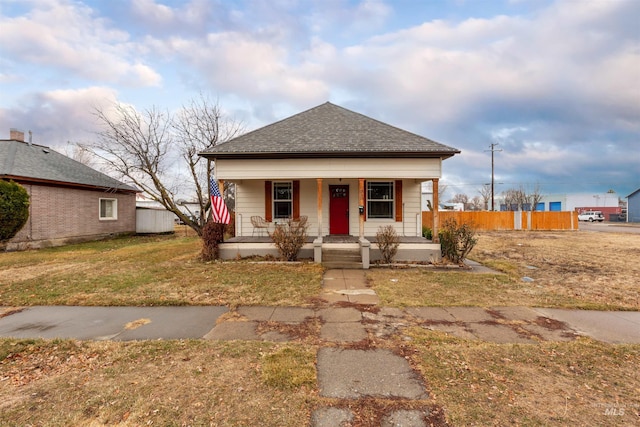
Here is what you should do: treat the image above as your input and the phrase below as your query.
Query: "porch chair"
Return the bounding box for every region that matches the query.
[251,216,270,236]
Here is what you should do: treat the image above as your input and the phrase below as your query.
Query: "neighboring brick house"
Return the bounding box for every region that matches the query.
[1,129,138,250]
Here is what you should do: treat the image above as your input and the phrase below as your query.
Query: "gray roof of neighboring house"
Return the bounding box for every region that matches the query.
[201,102,460,159]
[0,139,138,192]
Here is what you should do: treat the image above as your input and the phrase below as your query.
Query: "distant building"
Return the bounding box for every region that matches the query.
[535,193,621,220]
[627,188,640,223]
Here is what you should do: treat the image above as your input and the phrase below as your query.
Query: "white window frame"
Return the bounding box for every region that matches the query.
[273,181,293,219]
[99,198,118,220]
[367,181,394,219]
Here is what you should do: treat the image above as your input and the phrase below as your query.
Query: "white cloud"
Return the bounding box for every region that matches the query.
[0,0,161,86]
[0,86,119,146]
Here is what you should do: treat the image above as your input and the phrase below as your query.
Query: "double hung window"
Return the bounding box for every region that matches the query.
[273,182,293,219]
[367,181,393,219]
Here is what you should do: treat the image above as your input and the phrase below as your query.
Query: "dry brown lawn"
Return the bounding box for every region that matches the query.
[1,229,639,425]
[370,230,640,310]
[472,230,640,310]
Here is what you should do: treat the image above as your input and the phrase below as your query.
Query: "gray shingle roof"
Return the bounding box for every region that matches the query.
[201,102,460,159]
[0,140,138,192]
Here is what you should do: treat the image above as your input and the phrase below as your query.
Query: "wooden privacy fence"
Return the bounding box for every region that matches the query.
[422,211,579,231]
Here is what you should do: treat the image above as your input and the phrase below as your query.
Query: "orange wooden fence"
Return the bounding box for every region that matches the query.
[422,211,578,231]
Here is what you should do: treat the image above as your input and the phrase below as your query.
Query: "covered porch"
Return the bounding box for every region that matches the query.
[219,234,441,269]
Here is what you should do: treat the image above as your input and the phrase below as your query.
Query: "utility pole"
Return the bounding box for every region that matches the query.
[485,143,502,211]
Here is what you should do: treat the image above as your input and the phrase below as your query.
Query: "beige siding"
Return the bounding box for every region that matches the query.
[216,158,441,180]
[234,180,265,236]
[233,178,424,238]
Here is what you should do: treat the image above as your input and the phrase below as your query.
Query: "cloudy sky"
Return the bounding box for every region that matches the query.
[1,0,638,200]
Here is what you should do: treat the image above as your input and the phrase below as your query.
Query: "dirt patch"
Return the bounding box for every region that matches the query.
[535,316,570,330]
[256,317,322,342]
[333,301,381,313]
[328,398,449,427]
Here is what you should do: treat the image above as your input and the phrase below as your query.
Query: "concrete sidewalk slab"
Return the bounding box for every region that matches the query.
[237,306,275,321]
[310,407,353,427]
[318,307,362,323]
[270,307,314,322]
[321,269,379,304]
[203,321,260,341]
[490,306,542,323]
[467,323,536,344]
[532,308,640,344]
[320,322,367,342]
[407,307,456,322]
[317,348,428,399]
[0,306,227,340]
[445,307,495,322]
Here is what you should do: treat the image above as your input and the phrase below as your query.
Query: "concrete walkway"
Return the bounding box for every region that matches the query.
[2,268,640,426]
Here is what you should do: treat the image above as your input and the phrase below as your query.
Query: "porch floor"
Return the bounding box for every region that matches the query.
[224,235,433,244]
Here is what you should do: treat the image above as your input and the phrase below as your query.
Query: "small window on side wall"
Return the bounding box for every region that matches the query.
[99,198,118,220]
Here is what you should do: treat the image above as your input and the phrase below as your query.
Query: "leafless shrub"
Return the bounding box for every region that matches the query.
[439,218,477,265]
[376,225,400,264]
[269,219,308,261]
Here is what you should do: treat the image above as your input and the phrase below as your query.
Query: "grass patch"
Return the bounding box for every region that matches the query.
[0,235,323,307]
[0,339,319,426]
[406,328,640,426]
[261,345,317,390]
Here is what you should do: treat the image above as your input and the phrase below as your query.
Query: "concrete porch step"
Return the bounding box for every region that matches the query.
[322,261,363,269]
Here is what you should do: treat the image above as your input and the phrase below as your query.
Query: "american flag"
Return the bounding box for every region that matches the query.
[210,178,230,224]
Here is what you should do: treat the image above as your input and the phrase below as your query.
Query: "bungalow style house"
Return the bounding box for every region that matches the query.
[1,129,138,250]
[200,102,460,267]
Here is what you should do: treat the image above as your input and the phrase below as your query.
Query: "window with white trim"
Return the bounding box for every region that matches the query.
[367,181,394,219]
[99,198,118,220]
[273,181,292,219]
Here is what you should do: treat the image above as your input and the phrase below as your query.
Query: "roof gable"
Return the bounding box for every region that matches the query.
[201,102,460,159]
[0,140,137,192]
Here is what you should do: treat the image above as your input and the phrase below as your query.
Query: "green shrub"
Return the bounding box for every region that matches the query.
[201,220,225,261]
[270,218,308,261]
[439,218,477,264]
[422,226,433,240]
[0,180,30,243]
[376,225,400,264]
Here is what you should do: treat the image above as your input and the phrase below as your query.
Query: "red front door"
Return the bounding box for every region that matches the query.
[329,185,349,234]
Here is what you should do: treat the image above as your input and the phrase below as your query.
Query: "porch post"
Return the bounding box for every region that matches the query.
[358,178,365,238]
[316,178,323,237]
[432,178,439,243]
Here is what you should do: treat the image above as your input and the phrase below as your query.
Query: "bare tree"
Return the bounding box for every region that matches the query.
[470,196,483,211]
[478,184,491,210]
[502,188,520,211]
[529,184,543,211]
[86,95,243,236]
[62,141,97,168]
[502,185,542,211]
[450,193,469,205]
[449,193,470,210]
[172,94,243,226]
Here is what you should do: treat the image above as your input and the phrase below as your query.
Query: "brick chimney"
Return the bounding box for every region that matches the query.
[10,128,25,142]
